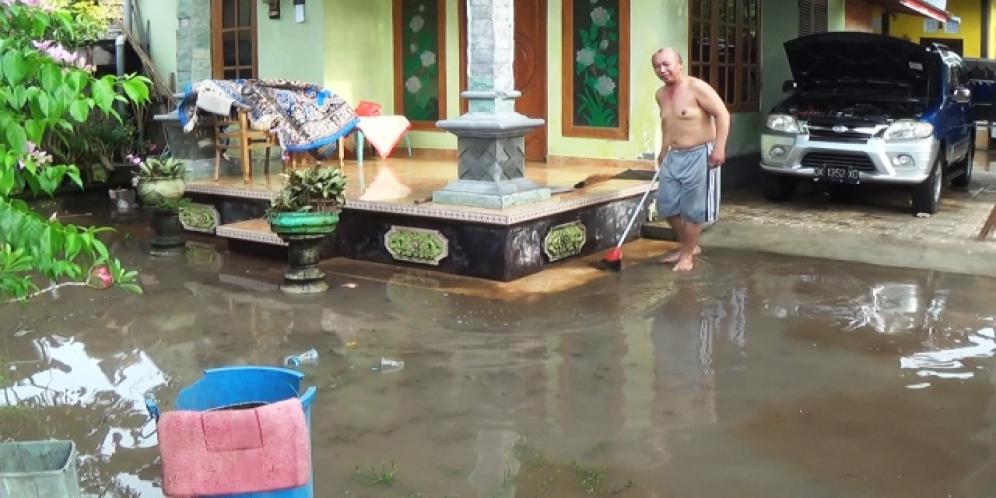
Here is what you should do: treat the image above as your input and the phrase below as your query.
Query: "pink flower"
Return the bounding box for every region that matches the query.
[3,0,56,11]
[19,141,53,169]
[87,265,114,290]
[31,39,94,72]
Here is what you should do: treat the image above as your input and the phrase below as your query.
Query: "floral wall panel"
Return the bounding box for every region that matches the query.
[394,0,445,126]
[564,0,629,139]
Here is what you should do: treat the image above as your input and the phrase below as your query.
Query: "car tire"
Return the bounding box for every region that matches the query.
[762,172,797,202]
[911,156,943,215]
[950,138,974,189]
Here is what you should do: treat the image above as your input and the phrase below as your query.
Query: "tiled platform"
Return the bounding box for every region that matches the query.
[186,157,655,226]
[184,156,657,280]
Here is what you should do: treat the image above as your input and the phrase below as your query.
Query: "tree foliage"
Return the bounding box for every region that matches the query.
[0,0,149,302]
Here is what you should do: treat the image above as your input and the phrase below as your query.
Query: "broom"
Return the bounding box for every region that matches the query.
[601,164,663,271]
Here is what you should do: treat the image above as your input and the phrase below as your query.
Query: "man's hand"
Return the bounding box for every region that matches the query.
[657,151,667,166]
[708,148,725,168]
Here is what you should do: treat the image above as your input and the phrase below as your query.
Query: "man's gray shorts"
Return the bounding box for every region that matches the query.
[656,143,720,225]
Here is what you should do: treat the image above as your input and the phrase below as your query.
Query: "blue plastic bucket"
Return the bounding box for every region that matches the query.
[172,366,316,498]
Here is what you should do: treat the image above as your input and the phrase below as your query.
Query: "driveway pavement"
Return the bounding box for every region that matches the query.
[644,152,996,276]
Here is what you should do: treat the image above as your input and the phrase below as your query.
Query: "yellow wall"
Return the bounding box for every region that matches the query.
[990,1,995,56]
[890,0,983,57]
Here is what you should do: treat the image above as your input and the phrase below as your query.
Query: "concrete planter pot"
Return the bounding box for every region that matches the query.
[269,211,339,294]
[136,178,185,208]
[150,209,186,256]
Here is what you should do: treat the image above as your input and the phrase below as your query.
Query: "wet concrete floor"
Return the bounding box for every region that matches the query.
[3,198,996,497]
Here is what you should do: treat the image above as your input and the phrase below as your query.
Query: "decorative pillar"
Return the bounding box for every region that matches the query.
[432,0,551,209]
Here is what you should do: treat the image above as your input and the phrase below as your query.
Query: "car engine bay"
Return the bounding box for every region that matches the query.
[780,99,925,126]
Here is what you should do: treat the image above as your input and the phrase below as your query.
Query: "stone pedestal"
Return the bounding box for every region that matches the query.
[433,0,550,209]
[280,234,329,294]
[150,209,186,256]
[434,112,550,209]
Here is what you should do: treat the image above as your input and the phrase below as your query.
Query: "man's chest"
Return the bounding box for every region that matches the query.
[661,91,702,121]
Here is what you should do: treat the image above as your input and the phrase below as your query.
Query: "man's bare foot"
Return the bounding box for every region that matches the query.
[673,256,695,272]
[662,246,701,263]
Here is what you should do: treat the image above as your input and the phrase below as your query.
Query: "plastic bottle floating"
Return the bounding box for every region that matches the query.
[284,348,320,368]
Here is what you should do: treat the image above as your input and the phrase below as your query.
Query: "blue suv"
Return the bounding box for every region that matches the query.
[760,32,974,215]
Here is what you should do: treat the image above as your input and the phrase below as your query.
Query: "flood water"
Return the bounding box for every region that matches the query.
[3,199,996,497]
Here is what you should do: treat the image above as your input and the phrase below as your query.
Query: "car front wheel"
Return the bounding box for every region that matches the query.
[911,156,943,215]
[950,138,974,188]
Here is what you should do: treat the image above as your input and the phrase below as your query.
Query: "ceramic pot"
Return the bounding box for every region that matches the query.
[137,178,185,208]
[269,211,340,293]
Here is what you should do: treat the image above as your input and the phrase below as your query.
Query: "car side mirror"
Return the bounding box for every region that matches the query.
[953,86,972,103]
[782,80,796,93]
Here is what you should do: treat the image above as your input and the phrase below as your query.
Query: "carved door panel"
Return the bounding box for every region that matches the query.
[513,0,547,162]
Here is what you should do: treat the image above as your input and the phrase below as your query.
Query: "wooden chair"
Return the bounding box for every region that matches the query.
[213,106,279,183]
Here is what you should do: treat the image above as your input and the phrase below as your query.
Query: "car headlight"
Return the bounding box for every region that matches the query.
[883,120,934,140]
[766,114,802,134]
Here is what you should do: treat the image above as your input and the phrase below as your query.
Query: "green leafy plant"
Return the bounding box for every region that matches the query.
[134,156,186,182]
[268,166,347,214]
[48,115,138,184]
[50,0,113,46]
[354,462,398,486]
[0,1,150,302]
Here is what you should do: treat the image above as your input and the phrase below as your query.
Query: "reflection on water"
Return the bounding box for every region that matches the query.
[900,327,996,380]
[355,164,412,202]
[3,206,996,497]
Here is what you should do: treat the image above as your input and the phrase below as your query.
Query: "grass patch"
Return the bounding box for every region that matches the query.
[354,462,398,486]
[569,460,606,496]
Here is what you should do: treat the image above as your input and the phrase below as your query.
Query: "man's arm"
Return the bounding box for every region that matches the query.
[655,88,670,165]
[692,79,730,167]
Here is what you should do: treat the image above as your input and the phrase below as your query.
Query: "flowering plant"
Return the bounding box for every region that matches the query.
[0,0,149,302]
[572,2,621,127]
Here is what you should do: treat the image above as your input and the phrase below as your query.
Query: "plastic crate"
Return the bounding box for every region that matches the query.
[0,440,81,498]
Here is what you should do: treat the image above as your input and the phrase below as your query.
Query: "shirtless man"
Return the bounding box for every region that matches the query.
[652,47,730,272]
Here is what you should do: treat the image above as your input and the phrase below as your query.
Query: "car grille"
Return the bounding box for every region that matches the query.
[807,128,872,143]
[801,152,877,172]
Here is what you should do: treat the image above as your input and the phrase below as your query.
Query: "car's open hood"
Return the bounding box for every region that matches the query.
[785,32,929,97]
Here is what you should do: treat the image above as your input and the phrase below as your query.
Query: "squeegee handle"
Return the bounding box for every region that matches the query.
[615,164,664,249]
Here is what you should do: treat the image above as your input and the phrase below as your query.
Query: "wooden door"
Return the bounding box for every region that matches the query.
[211,0,258,79]
[460,0,548,162]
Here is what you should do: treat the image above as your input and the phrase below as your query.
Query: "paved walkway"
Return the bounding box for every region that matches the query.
[645,157,996,277]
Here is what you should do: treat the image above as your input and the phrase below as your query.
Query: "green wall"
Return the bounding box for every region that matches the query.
[258,0,327,83]
[320,0,417,141]
[760,0,799,116]
[829,0,847,31]
[137,0,178,90]
[548,0,688,160]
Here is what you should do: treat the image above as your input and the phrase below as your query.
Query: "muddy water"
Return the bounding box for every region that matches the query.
[3,202,996,497]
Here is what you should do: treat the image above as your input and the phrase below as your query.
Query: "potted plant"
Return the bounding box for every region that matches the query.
[133,155,187,209]
[267,166,347,293]
[132,155,188,256]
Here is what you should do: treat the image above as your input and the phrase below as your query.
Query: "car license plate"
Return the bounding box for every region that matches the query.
[817,165,860,184]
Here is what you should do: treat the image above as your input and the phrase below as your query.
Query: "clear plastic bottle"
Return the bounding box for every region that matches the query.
[283,348,320,368]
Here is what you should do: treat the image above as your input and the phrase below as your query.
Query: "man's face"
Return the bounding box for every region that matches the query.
[652,52,681,84]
